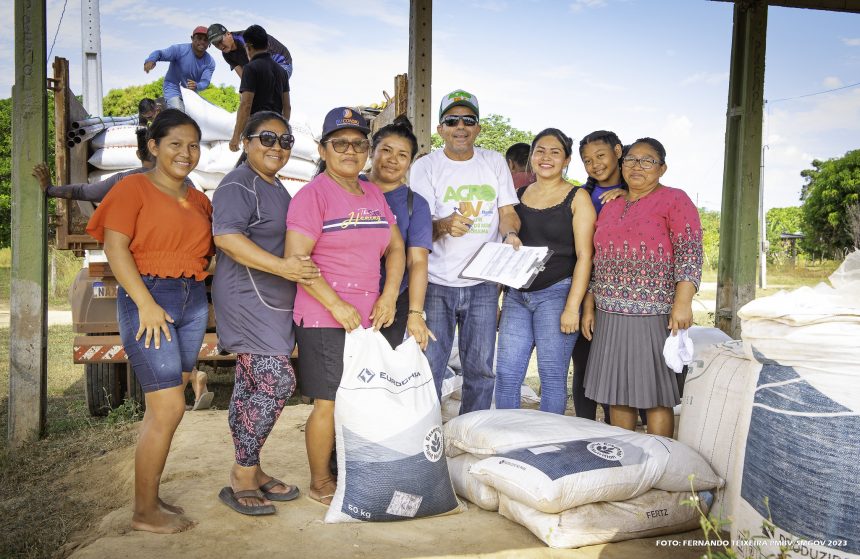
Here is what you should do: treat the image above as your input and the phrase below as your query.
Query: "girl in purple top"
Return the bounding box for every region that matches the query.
[285,107,405,507]
[571,130,627,422]
[582,137,703,438]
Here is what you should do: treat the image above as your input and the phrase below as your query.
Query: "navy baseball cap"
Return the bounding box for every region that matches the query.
[320,107,370,139]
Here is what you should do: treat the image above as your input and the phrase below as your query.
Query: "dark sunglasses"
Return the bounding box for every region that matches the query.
[247,131,295,149]
[441,115,478,127]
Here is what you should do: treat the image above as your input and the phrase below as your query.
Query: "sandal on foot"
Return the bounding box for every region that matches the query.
[192,391,214,411]
[259,478,300,502]
[218,487,276,516]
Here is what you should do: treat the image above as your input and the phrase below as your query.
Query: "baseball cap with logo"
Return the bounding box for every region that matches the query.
[439,89,479,121]
[192,26,209,37]
[320,107,371,140]
[207,23,228,43]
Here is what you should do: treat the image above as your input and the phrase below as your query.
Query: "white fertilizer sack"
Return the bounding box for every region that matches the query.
[326,328,463,523]
[180,89,234,142]
[499,490,710,549]
[678,340,762,523]
[91,125,138,149]
[88,146,140,170]
[470,432,721,513]
[447,453,498,511]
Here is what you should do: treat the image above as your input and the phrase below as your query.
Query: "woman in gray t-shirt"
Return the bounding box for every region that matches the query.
[211,111,319,516]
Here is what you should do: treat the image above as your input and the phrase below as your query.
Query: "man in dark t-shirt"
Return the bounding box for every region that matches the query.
[207,23,293,78]
[228,25,291,152]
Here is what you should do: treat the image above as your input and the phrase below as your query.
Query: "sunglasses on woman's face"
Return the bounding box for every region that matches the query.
[323,138,371,153]
[247,131,295,149]
[441,115,478,127]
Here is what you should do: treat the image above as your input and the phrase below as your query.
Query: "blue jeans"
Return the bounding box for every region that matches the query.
[164,95,185,113]
[117,276,208,393]
[424,282,498,414]
[495,277,577,414]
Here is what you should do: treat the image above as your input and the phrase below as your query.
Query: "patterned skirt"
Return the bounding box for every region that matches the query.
[584,309,680,409]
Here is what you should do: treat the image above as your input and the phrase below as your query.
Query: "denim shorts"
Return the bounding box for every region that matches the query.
[117,276,208,393]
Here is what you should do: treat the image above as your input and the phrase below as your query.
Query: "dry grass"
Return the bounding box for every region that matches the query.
[0,248,82,310]
[0,325,137,559]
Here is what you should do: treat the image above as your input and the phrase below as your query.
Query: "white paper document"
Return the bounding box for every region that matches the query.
[459,242,553,289]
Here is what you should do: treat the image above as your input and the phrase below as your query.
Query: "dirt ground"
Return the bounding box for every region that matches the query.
[60,405,710,559]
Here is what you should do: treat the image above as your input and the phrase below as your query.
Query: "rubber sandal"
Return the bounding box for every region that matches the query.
[259,478,300,502]
[218,487,276,516]
[307,491,335,507]
[192,391,214,411]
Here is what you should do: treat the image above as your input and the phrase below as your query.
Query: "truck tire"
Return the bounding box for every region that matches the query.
[85,363,126,416]
[127,364,146,411]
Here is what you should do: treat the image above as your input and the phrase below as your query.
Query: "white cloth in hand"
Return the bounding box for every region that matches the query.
[663,329,694,374]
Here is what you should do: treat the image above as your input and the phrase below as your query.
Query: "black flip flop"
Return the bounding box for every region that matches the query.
[260,478,300,502]
[218,487,276,516]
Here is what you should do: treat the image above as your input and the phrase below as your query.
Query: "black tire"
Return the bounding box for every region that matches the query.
[126,364,146,411]
[85,363,127,416]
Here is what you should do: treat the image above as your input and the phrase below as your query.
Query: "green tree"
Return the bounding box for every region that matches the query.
[102,78,240,115]
[698,207,720,270]
[765,206,805,263]
[799,150,860,256]
[0,94,55,248]
[431,113,534,155]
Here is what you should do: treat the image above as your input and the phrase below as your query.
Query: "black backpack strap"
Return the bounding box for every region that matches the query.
[407,187,414,218]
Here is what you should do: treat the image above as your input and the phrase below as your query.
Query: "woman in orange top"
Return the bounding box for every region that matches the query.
[86,109,213,534]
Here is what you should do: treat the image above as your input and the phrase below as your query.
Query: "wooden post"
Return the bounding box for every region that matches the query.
[408,0,432,155]
[9,0,49,446]
[715,0,767,338]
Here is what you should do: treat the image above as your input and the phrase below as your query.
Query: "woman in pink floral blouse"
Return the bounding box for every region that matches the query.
[581,137,702,437]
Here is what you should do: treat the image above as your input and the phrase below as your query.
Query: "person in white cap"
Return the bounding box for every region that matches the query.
[409,89,521,414]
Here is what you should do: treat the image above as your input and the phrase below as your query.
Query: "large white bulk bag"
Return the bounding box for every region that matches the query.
[730,252,860,558]
[279,157,317,182]
[199,141,243,174]
[470,432,721,513]
[678,340,761,521]
[326,328,463,523]
[88,146,140,170]
[499,490,710,549]
[180,89,235,142]
[91,125,139,149]
[87,169,122,183]
[447,453,498,510]
[187,170,224,191]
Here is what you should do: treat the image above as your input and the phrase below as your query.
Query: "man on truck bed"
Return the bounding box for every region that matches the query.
[207,23,293,78]
[143,26,216,113]
[228,25,291,152]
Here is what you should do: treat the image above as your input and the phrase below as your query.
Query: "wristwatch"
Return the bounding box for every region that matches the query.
[408,309,426,320]
[504,231,519,241]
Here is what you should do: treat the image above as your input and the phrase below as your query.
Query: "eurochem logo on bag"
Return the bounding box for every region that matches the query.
[358,368,376,383]
[423,426,443,462]
[587,441,624,461]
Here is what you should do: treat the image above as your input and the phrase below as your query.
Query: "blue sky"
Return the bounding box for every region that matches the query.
[3,0,859,210]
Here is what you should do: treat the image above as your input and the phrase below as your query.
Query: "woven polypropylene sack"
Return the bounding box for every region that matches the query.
[325,328,463,523]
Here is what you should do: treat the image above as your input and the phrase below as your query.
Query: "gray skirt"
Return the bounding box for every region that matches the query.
[584,310,680,409]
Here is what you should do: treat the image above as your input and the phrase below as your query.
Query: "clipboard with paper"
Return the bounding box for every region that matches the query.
[458,242,554,289]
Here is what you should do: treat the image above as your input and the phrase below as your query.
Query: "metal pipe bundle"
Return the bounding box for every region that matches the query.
[71,115,138,129]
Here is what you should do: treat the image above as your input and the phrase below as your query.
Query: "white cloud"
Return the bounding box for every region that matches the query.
[842,37,860,46]
[569,0,607,13]
[313,0,408,28]
[822,76,843,88]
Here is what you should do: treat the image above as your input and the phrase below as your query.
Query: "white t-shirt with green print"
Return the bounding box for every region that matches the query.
[409,147,519,287]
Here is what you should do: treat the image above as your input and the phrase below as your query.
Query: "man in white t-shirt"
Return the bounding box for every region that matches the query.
[410,89,521,413]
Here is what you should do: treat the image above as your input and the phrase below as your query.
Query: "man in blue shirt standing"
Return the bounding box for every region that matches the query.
[144,26,216,113]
